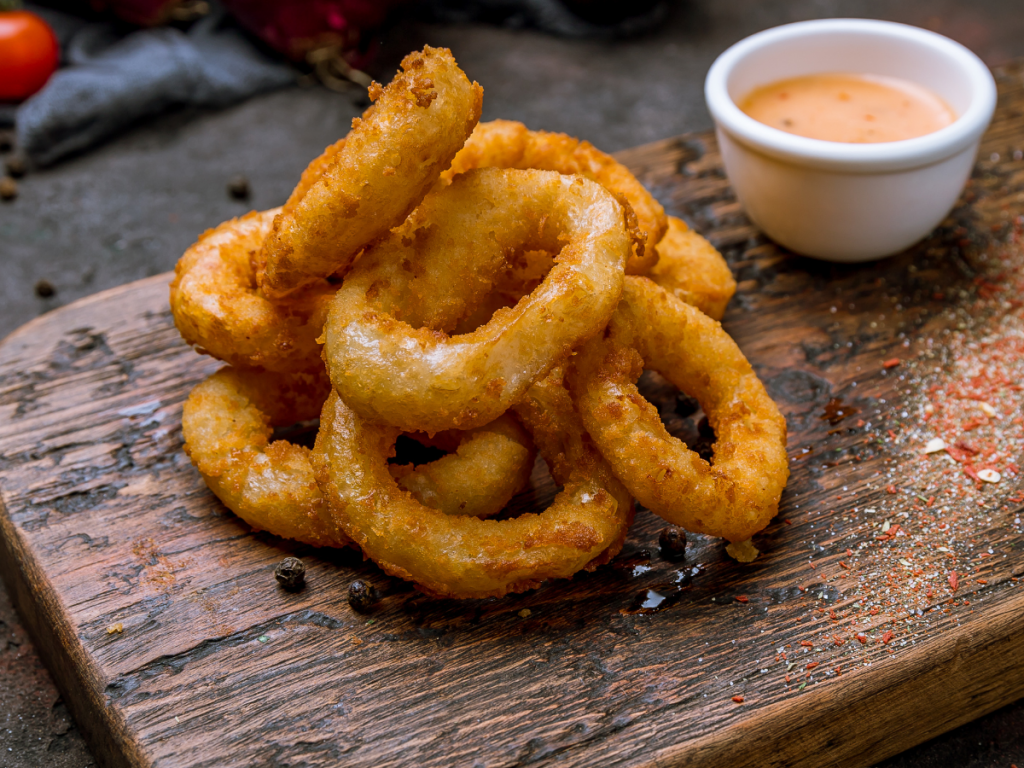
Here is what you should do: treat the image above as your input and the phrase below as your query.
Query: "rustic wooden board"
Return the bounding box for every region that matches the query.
[4,64,1024,768]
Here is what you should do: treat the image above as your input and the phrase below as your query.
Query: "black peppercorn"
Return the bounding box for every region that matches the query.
[274,556,306,591]
[347,579,377,613]
[227,174,250,200]
[34,279,55,298]
[659,526,687,561]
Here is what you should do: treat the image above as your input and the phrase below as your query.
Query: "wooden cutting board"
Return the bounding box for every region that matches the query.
[4,64,1024,768]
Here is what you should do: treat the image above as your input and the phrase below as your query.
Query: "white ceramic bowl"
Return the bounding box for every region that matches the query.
[704,19,996,262]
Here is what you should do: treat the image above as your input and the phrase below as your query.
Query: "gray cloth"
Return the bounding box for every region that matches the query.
[16,11,294,166]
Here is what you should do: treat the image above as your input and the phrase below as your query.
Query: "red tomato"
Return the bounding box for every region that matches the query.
[0,11,59,102]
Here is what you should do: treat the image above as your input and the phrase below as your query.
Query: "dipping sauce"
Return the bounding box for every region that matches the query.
[739,73,956,143]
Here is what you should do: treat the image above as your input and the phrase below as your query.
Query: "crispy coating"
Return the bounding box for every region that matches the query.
[649,216,737,321]
[443,119,666,274]
[450,249,555,335]
[183,367,538,544]
[391,413,536,518]
[567,277,789,543]
[311,372,633,599]
[170,209,335,372]
[182,366,345,547]
[323,167,639,433]
[258,46,484,298]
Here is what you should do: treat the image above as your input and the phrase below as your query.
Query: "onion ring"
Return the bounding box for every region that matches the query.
[183,367,538,545]
[390,414,536,518]
[649,216,736,321]
[322,167,638,433]
[443,119,666,274]
[284,137,347,214]
[449,249,556,335]
[182,366,344,547]
[258,46,484,298]
[170,209,335,373]
[567,276,789,543]
[311,370,634,599]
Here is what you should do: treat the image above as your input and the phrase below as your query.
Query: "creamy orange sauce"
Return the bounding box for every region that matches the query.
[738,72,956,143]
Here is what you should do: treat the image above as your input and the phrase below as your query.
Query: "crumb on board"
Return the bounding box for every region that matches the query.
[726,539,760,563]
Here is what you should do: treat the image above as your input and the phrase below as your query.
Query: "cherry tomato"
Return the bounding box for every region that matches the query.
[0,10,59,102]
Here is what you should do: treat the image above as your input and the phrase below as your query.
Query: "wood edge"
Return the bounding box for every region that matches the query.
[650,588,1024,768]
[0,502,149,768]
[0,272,174,351]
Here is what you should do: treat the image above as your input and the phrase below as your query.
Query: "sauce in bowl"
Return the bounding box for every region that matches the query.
[739,72,956,143]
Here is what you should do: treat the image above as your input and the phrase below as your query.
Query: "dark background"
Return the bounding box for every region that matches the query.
[2,1,1024,765]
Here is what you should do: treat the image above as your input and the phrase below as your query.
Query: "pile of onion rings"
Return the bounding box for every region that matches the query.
[171,46,787,600]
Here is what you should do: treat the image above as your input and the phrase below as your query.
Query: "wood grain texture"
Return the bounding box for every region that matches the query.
[3,63,1024,768]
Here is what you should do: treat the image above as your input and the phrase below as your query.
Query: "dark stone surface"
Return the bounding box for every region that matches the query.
[1,1,1024,766]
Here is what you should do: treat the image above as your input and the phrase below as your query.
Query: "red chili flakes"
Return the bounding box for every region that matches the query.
[886,484,897,494]
[977,579,988,585]
[806,661,820,670]
[732,695,744,704]
[855,633,867,644]
[883,358,901,369]
[880,631,894,644]
[735,595,749,603]
[832,634,846,646]
[799,640,813,647]
[949,571,959,591]
[838,561,850,570]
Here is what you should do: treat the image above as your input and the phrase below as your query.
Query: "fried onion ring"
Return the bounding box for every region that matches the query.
[649,216,736,321]
[443,119,666,274]
[567,277,789,543]
[311,371,633,599]
[390,414,536,518]
[322,167,638,433]
[183,367,538,544]
[258,46,484,298]
[182,366,345,547]
[170,209,335,373]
